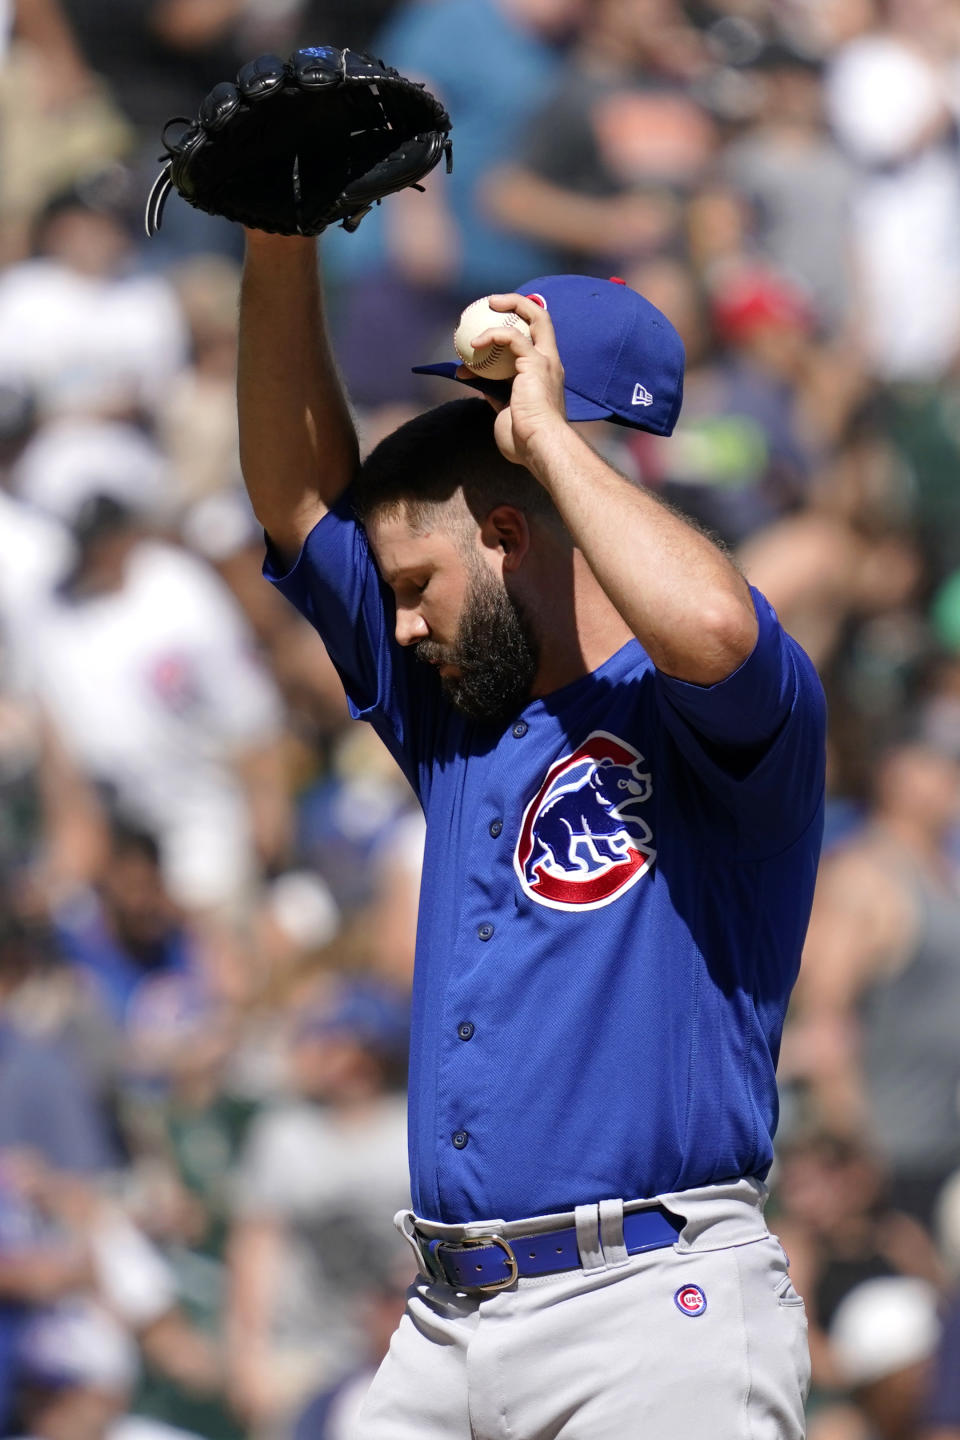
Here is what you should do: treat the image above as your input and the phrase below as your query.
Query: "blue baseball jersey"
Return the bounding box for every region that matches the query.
[266,493,826,1225]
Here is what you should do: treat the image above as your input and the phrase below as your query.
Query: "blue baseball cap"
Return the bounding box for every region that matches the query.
[412,274,685,436]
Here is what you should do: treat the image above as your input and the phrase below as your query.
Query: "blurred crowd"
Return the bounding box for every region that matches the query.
[3,0,960,1436]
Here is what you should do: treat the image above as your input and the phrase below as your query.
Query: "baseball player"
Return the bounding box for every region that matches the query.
[237,231,825,1438]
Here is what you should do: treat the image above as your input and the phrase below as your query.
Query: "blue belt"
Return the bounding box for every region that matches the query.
[425,1206,682,1294]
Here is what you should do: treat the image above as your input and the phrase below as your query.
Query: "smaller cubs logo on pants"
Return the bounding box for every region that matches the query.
[674,1285,707,1317]
[515,731,656,911]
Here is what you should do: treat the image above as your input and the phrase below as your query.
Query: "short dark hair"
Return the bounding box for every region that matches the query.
[354,398,562,534]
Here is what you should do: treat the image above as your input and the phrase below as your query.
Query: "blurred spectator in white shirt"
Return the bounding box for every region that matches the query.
[825,24,960,382]
[0,178,187,420]
[23,495,289,913]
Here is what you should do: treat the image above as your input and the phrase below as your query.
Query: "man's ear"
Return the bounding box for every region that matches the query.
[480,505,530,572]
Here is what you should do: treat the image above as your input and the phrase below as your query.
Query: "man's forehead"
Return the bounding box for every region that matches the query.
[367,509,464,579]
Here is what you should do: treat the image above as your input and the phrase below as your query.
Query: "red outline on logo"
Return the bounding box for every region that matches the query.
[514,731,655,912]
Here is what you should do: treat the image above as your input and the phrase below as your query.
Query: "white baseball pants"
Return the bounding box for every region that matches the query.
[353,1179,809,1440]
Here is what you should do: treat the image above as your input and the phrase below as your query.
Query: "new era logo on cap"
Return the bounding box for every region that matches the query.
[412,275,685,437]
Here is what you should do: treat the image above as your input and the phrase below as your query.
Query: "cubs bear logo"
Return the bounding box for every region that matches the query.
[514,731,656,911]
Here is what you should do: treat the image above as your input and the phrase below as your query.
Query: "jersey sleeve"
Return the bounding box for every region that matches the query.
[653,587,826,856]
[262,492,439,797]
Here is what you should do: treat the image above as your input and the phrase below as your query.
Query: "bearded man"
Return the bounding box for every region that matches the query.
[237,232,825,1440]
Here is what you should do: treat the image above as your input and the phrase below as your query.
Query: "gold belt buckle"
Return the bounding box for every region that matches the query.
[455,1234,519,1293]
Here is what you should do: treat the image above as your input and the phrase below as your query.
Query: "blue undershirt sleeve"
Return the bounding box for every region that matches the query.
[654,587,826,854]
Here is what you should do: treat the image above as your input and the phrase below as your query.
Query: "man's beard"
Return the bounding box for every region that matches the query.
[415,565,539,724]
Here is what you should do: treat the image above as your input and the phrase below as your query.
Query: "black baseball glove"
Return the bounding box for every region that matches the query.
[145,45,453,238]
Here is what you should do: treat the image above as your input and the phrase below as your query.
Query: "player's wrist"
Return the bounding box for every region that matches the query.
[522,414,584,486]
[243,227,316,252]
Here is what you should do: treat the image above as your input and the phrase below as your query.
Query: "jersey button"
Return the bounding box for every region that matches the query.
[452,1130,469,1149]
[477,922,494,941]
[489,818,503,838]
[512,721,528,738]
[457,1021,475,1041]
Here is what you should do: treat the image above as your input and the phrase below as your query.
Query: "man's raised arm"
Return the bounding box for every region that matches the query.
[238,232,359,563]
[478,294,758,689]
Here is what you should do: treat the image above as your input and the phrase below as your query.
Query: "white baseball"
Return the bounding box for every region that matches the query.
[453,298,531,380]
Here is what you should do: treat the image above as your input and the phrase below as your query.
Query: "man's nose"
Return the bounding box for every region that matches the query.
[395,608,429,647]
